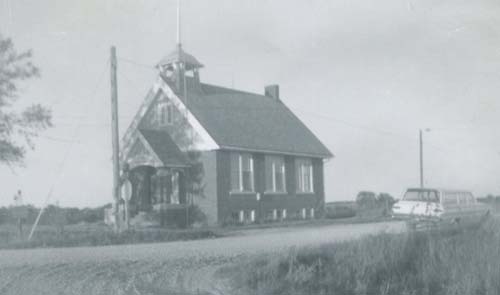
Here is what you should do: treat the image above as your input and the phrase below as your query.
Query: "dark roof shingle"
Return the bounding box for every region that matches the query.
[139,129,189,167]
[178,78,333,158]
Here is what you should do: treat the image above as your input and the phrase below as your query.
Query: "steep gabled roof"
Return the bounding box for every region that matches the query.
[122,75,333,160]
[139,129,189,167]
[176,78,333,158]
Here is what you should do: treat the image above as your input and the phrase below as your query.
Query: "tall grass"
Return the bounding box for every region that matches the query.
[227,219,500,295]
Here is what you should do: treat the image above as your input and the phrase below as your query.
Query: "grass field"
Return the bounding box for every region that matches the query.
[225,218,500,295]
[2,215,496,294]
[0,223,219,249]
[0,212,392,249]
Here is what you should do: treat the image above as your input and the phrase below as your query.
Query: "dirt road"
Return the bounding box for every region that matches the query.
[0,221,404,295]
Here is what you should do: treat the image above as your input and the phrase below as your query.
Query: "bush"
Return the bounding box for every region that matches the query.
[155,205,207,228]
[377,193,396,216]
[0,204,109,226]
[324,205,356,219]
[188,205,207,226]
[356,191,377,209]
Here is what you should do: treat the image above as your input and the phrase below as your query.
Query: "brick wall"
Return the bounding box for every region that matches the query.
[192,151,218,226]
[216,150,326,224]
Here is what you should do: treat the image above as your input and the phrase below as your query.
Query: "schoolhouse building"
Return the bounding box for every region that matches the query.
[120,39,333,226]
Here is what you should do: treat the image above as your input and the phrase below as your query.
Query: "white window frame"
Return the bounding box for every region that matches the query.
[266,156,286,193]
[170,171,180,204]
[297,159,314,193]
[158,101,174,126]
[273,160,286,193]
[235,153,254,193]
[272,162,276,190]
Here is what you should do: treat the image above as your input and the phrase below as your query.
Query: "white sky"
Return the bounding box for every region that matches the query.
[1,0,500,207]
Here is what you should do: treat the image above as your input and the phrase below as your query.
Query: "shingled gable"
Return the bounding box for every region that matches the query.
[120,76,219,158]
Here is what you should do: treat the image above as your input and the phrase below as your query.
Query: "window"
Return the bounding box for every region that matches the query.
[301,208,307,219]
[403,190,439,203]
[443,193,458,206]
[310,208,315,219]
[296,158,314,193]
[265,156,286,193]
[171,171,180,204]
[231,212,239,222]
[230,153,254,192]
[466,193,475,204]
[282,209,287,219]
[151,170,170,205]
[458,193,467,205]
[272,209,278,220]
[158,101,174,125]
[234,210,256,223]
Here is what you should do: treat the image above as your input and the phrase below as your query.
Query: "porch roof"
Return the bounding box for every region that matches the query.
[139,129,189,167]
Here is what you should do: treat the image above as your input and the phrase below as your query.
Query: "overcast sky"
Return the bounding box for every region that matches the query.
[1,0,500,207]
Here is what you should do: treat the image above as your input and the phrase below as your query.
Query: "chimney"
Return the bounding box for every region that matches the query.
[265,84,279,100]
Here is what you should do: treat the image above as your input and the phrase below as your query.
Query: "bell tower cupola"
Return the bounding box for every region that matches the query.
[156,0,203,94]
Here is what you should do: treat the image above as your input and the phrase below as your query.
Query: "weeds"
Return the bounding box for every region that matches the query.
[227,219,500,295]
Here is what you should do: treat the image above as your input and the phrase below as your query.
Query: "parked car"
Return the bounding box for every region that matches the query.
[392,188,490,230]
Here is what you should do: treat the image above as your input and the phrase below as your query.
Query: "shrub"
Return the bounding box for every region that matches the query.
[0,204,109,226]
[155,205,207,228]
[356,191,377,209]
[188,205,207,226]
[324,205,356,219]
[377,193,396,216]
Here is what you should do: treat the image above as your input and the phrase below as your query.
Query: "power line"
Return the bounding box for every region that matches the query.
[37,134,77,143]
[28,59,109,240]
[38,53,500,178]
[117,57,156,71]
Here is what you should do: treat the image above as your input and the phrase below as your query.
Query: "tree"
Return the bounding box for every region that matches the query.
[0,35,52,165]
[377,193,396,206]
[356,191,377,209]
[377,193,396,216]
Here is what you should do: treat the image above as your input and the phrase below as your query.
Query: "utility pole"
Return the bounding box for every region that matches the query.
[110,46,121,233]
[419,129,424,188]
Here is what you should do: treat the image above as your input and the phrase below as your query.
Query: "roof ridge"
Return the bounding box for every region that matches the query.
[190,78,270,98]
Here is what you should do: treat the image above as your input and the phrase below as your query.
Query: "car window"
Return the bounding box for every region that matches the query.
[466,193,475,204]
[458,193,467,204]
[426,191,439,202]
[403,190,439,202]
[443,193,458,206]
